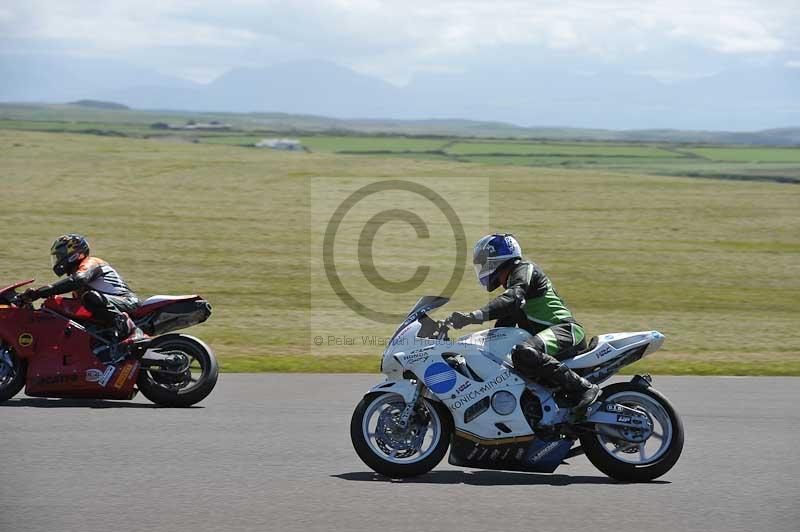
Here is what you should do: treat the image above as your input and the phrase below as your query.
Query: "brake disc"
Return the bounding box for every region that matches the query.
[375,403,428,458]
[0,347,14,381]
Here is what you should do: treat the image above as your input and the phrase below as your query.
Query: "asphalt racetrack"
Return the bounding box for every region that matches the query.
[2,375,797,532]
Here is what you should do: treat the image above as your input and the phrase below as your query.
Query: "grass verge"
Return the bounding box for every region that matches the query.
[218,355,800,376]
[2,131,797,375]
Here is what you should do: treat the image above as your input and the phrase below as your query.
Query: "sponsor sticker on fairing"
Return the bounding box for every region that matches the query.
[113,362,137,389]
[402,353,429,365]
[423,362,457,394]
[449,371,512,410]
[32,374,78,386]
[18,333,34,347]
[528,441,561,464]
[97,366,116,387]
[595,345,613,359]
[85,368,103,382]
[401,347,433,365]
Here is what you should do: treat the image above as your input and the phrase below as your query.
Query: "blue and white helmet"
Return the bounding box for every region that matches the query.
[472,234,522,291]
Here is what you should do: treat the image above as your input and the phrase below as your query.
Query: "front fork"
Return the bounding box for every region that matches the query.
[396,378,424,429]
[0,343,14,380]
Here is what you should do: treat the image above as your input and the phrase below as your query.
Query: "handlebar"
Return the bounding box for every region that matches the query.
[8,293,33,309]
[436,317,452,340]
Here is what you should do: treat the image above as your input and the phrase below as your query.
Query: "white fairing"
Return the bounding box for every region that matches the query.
[457,328,533,362]
[564,331,665,370]
[457,327,664,370]
[377,320,665,442]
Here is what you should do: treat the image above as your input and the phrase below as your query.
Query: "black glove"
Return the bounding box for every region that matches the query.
[20,288,40,304]
[449,310,484,329]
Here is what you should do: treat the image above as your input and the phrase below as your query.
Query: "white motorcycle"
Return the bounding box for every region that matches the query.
[351,296,684,481]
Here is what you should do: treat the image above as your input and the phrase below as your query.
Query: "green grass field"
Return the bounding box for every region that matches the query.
[2,104,799,184]
[687,147,800,163]
[0,121,798,375]
[445,141,676,157]
[300,136,447,152]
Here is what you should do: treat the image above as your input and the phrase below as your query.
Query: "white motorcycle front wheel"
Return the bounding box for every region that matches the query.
[350,392,452,478]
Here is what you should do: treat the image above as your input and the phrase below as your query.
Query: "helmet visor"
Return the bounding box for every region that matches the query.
[50,252,60,269]
[474,263,491,289]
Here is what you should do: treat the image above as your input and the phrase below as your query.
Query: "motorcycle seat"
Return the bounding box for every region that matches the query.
[133,295,201,318]
[550,336,599,361]
[576,336,599,356]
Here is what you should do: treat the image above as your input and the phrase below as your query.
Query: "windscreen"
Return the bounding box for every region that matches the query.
[389,296,449,342]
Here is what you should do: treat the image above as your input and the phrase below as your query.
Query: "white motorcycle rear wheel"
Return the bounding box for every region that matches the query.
[580,383,684,482]
[350,392,452,478]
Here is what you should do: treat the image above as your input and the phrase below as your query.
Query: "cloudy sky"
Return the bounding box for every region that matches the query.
[2,0,799,85]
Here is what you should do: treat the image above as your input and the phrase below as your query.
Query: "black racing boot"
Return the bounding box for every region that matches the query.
[511,343,600,409]
[112,313,136,340]
[551,366,601,409]
[93,313,141,365]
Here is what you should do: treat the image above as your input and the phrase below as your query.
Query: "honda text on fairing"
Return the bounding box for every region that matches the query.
[350,296,683,481]
[0,279,218,407]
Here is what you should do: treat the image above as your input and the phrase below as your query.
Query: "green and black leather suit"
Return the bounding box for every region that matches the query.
[479,259,587,376]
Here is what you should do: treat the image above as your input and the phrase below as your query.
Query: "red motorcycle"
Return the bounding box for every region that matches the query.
[0,279,218,407]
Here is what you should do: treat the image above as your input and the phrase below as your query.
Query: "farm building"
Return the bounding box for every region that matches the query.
[255,138,305,151]
[152,121,232,131]
[177,121,231,131]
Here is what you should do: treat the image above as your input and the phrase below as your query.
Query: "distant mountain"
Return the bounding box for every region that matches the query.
[1,55,798,130]
[404,63,800,130]
[92,60,404,116]
[206,60,403,116]
[0,55,194,102]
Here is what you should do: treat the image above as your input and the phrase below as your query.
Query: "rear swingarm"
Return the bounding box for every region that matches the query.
[139,347,190,374]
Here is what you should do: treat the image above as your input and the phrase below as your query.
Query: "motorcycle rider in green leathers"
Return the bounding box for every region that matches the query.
[448,234,600,408]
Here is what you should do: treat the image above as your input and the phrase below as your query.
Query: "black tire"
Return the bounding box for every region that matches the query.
[137,334,218,407]
[580,382,684,482]
[350,392,452,478]
[0,346,25,403]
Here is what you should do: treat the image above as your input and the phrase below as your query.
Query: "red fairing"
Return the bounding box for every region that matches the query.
[0,296,140,399]
[0,279,34,297]
[43,296,96,321]
[27,357,140,399]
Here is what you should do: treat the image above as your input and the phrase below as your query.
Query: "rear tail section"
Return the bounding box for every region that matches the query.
[134,297,212,336]
[564,331,664,383]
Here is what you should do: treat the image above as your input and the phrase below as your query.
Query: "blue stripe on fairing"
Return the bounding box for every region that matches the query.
[425,374,455,383]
